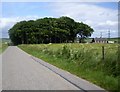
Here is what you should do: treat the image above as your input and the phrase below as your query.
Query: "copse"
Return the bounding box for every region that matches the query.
[8,16,94,45]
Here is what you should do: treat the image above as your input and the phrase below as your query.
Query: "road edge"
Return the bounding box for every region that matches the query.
[18,46,106,91]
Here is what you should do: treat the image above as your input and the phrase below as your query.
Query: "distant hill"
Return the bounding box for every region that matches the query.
[0,38,11,43]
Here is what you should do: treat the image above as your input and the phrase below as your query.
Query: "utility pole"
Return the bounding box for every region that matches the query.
[100,32,102,38]
[108,29,110,39]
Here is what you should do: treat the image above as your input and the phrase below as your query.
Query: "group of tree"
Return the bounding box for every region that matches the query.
[8,16,94,45]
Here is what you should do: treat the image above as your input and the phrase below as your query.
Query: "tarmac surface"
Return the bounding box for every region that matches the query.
[0,54,2,91]
[2,46,106,91]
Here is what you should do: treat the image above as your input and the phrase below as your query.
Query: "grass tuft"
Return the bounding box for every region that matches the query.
[18,43,119,91]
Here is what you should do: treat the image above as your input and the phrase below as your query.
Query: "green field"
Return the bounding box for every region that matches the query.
[0,43,8,53]
[0,38,9,53]
[19,43,119,91]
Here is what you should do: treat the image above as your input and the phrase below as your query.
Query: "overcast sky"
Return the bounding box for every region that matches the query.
[0,1,118,38]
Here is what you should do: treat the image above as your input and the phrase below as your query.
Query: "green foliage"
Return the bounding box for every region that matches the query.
[19,43,119,91]
[9,16,94,45]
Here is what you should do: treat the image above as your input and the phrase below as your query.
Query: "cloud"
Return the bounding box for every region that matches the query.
[0,15,40,38]
[1,2,118,38]
[0,18,16,30]
[51,2,118,38]
[98,21,117,26]
[0,15,40,29]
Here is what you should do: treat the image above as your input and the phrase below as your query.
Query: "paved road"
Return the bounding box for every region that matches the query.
[0,54,2,91]
[2,46,80,90]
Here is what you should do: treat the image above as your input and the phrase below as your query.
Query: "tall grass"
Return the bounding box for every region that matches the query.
[0,43,8,53]
[19,43,119,91]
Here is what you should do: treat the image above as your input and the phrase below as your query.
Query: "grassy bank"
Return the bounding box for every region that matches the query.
[0,43,8,53]
[0,38,10,53]
[18,43,119,91]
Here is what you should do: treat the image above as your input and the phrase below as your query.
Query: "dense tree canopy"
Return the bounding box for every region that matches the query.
[8,16,94,45]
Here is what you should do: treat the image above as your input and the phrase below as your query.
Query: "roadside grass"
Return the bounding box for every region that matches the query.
[18,43,119,92]
[0,43,8,53]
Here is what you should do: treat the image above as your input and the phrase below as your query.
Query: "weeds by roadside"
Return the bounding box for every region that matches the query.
[19,43,119,91]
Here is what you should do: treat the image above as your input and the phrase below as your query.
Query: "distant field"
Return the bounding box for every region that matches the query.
[0,38,10,53]
[0,43,8,53]
[0,38,10,43]
[19,43,119,91]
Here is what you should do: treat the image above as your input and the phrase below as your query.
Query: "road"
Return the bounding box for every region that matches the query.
[0,54,2,91]
[2,46,105,91]
[2,46,80,90]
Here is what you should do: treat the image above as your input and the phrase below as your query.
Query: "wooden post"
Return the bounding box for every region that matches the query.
[102,46,104,60]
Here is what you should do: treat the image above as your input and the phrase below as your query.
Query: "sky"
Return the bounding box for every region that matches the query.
[0,1,118,38]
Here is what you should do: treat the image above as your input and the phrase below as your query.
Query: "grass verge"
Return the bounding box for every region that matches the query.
[18,43,119,92]
[0,43,8,53]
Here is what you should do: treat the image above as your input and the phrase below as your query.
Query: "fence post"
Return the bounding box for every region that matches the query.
[102,46,104,60]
